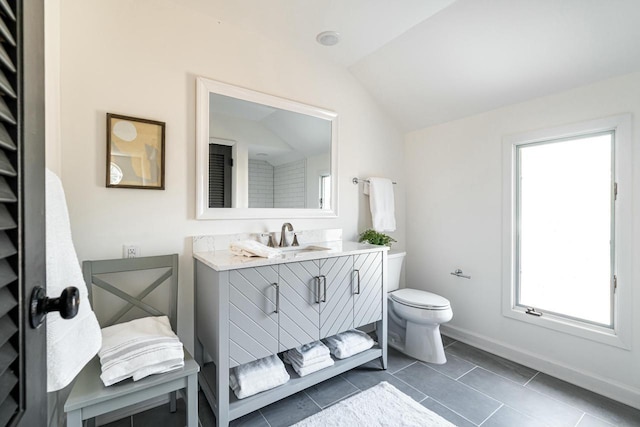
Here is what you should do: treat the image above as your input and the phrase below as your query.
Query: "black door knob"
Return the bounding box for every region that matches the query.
[30,286,80,328]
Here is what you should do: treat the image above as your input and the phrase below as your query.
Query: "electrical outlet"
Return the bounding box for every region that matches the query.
[123,245,140,258]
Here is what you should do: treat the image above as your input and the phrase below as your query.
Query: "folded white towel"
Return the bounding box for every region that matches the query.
[229,354,289,399]
[98,316,184,386]
[287,341,330,366]
[368,177,396,232]
[283,352,335,377]
[283,353,334,377]
[230,240,282,258]
[46,169,102,392]
[323,330,375,359]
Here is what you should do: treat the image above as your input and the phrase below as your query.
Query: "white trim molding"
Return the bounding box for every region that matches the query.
[441,324,640,410]
[195,76,339,220]
[501,114,633,349]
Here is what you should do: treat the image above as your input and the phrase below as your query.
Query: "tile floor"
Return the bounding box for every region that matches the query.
[105,337,640,427]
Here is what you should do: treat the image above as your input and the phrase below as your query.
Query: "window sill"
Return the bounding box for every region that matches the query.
[502,306,630,350]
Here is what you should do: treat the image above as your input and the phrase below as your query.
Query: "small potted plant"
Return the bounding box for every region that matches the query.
[358,229,396,247]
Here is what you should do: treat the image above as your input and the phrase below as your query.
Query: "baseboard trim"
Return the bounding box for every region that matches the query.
[440,325,640,410]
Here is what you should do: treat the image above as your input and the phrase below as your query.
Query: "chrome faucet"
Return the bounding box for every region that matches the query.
[279,223,293,247]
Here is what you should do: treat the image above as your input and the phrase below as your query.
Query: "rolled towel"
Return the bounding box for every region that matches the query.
[323,330,375,359]
[230,240,282,258]
[99,316,184,386]
[229,354,289,399]
[287,341,330,366]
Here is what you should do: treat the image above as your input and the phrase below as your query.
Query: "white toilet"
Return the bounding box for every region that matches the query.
[387,251,453,364]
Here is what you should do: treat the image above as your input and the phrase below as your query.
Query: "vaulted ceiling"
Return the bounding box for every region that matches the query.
[187,0,640,132]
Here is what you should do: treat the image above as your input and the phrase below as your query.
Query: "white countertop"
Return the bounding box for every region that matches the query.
[193,241,388,271]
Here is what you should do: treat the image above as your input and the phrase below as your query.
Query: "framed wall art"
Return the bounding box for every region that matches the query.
[106,113,166,189]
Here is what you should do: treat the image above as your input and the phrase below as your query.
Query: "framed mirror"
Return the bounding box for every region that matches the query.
[196,77,338,219]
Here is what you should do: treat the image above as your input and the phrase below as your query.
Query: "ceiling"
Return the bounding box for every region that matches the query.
[188,0,640,132]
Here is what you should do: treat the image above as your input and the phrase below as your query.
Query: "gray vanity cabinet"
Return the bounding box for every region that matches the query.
[319,256,355,338]
[353,252,384,327]
[194,246,387,427]
[278,260,321,351]
[278,255,355,350]
[228,266,279,367]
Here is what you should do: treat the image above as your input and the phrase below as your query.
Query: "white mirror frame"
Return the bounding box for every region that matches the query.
[196,77,339,220]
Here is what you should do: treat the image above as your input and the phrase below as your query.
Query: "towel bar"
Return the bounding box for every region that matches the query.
[352,177,397,185]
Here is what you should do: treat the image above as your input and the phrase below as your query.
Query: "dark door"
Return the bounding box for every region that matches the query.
[0,1,47,426]
[208,143,232,208]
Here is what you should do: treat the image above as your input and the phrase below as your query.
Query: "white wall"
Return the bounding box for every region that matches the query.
[57,0,405,351]
[405,72,640,407]
[44,0,61,174]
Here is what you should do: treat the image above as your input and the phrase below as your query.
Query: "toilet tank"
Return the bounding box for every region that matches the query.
[387,251,406,292]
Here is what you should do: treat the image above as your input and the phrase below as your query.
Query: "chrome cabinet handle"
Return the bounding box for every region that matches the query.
[321,275,327,303]
[315,276,321,304]
[272,283,280,313]
[354,269,360,295]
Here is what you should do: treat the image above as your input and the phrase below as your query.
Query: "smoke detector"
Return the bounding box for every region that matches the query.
[316,31,340,46]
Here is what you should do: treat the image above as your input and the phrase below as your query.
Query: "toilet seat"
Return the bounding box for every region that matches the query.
[390,288,450,310]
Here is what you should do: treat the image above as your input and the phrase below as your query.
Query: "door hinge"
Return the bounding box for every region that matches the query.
[229,158,234,167]
[525,307,543,317]
[614,182,618,200]
[613,275,617,292]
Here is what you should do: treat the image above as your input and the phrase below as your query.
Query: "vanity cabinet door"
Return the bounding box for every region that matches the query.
[228,266,279,367]
[353,252,383,328]
[278,260,321,351]
[319,256,354,339]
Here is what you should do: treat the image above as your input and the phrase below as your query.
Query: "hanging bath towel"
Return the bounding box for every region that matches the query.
[368,177,396,232]
[46,169,102,392]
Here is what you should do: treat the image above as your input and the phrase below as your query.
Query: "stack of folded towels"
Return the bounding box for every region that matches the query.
[323,329,375,359]
[229,354,290,399]
[98,316,184,387]
[283,341,334,377]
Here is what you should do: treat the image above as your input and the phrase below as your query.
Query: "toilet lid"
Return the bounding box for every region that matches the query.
[390,288,450,309]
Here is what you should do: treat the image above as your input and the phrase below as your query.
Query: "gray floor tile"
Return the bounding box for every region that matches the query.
[304,375,358,408]
[442,335,457,348]
[394,362,501,424]
[198,391,216,427]
[420,398,475,427]
[577,414,618,427]
[482,405,541,427]
[341,366,426,402]
[229,410,270,427]
[363,346,417,373]
[102,416,132,427]
[424,352,475,379]
[132,400,185,427]
[446,341,538,385]
[526,373,640,427]
[260,391,321,427]
[459,367,583,427]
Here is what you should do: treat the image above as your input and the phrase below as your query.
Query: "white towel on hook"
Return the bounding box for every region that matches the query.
[46,169,102,392]
[368,177,396,232]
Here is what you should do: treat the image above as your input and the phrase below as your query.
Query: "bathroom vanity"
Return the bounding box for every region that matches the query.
[194,241,387,426]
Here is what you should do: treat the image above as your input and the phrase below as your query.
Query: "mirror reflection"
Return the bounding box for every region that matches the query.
[208,93,332,209]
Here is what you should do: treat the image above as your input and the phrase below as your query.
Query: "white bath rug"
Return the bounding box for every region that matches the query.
[292,381,457,427]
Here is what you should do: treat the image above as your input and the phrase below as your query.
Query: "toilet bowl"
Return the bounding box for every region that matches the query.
[387,252,453,364]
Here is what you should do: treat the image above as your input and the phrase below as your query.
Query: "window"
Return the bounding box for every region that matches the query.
[319,174,331,210]
[502,115,632,347]
[517,132,613,326]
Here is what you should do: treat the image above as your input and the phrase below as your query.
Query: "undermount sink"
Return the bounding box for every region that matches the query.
[278,245,331,254]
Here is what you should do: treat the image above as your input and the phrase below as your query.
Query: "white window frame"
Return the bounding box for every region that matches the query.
[502,114,632,349]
